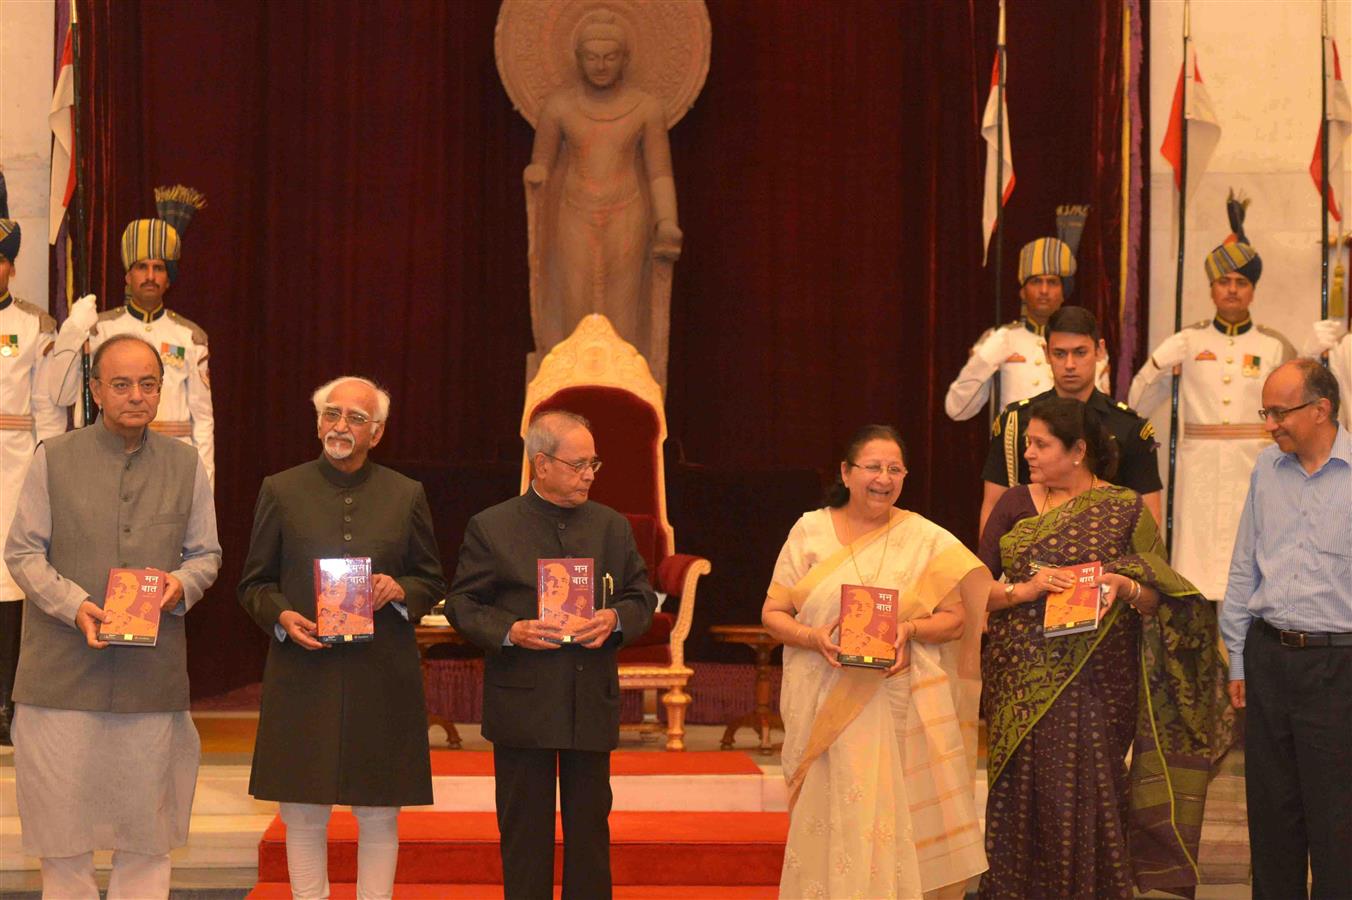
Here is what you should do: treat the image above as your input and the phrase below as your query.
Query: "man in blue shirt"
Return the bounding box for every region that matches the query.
[1221,358,1351,900]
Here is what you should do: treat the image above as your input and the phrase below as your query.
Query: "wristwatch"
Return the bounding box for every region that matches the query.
[1004,583,1016,605]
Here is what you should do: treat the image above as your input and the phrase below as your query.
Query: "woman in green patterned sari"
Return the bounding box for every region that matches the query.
[977,397,1233,899]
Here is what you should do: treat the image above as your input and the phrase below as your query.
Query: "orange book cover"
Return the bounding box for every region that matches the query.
[314,557,374,644]
[838,584,898,668]
[1042,561,1105,637]
[98,568,163,646]
[538,558,595,644]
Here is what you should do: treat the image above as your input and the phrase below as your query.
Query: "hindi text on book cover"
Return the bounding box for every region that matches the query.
[98,568,163,646]
[538,557,595,644]
[314,557,374,644]
[838,583,898,668]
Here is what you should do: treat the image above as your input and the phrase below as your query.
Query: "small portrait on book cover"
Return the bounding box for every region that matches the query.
[113,570,157,622]
[539,560,593,629]
[540,561,571,627]
[842,586,897,657]
[318,565,363,615]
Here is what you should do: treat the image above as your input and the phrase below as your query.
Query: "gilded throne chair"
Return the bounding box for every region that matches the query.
[520,314,710,751]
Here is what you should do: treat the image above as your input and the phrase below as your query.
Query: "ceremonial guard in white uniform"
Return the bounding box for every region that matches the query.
[0,173,66,744]
[1304,318,1351,430]
[946,212,1110,421]
[1128,195,1294,599]
[48,186,214,484]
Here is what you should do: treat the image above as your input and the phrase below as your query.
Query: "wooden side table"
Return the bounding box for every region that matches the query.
[415,623,465,749]
[710,624,784,756]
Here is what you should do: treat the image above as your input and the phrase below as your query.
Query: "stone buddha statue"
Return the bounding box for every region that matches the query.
[524,9,682,385]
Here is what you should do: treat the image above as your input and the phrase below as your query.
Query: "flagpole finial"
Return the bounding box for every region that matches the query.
[998,0,1006,45]
[1183,0,1191,40]
[69,0,77,25]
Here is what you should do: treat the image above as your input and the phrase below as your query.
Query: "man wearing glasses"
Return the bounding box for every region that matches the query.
[1221,359,1351,899]
[1127,198,1294,602]
[47,186,215,485]
[238,375,446,900]
[447,409,657,899]
[3,334,220,898]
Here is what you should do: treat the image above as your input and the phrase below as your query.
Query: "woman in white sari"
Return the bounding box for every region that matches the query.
[762,425,991,900]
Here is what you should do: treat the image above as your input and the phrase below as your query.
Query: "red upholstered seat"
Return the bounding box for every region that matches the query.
[520,316,711,750]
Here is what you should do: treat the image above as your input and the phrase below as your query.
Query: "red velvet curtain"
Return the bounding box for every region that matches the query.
[69,0,1140,695]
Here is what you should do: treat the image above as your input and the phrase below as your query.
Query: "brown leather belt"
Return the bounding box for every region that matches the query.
[0,414,34,431]
[149,419,192,437]
[1259,619,1352,648]
[1183,423,1271,440]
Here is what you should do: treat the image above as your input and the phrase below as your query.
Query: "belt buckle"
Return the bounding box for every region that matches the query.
[1279,629,1306,648]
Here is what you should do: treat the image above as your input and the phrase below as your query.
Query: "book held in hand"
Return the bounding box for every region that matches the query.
[98,568,163,645]
[314,557,374,644]
[1042,561,1107,638]
[837,584,899,669]
[538,558,595,644]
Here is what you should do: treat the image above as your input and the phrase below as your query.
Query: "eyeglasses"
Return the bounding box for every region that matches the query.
[1257,401,1314,423]
[320,407,376,428]
[850,463,906,478]
[95,377,161,396]
[544,453,603,474]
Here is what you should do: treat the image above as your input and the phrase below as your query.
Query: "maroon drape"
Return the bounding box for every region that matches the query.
[68,0,1141,695]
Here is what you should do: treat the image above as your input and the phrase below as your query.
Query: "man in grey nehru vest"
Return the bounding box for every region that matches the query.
[3,334,220,899]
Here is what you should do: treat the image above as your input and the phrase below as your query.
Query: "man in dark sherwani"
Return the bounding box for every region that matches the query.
[447,410,657,900]
[239,375,446,900]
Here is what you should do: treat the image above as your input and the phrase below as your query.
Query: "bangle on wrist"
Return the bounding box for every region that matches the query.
[1003,582,1016,608]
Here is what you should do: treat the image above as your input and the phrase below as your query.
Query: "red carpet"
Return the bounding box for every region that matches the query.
[256,810,788,886]
[428,750,763,777]
[247,885,779,899]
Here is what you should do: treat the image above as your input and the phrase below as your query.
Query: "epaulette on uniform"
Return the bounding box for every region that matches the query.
[94,307,123,334]
[1255,324,1297,362]
[1186,318,1210,330]
[168,309,208,346]
[1112,399,1155,439]
[992,396,1031,436]
[13,298,56,333]
[999,319,1024,330]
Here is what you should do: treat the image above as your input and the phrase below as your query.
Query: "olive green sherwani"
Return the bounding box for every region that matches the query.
[239,455,445,806]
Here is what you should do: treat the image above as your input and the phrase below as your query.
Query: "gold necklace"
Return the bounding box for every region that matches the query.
[842,508,891,585]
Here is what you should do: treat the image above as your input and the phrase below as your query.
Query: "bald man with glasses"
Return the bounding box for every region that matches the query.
[4,334,219,898]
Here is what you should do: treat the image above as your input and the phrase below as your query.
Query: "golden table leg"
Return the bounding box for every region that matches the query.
[720,642,784,755]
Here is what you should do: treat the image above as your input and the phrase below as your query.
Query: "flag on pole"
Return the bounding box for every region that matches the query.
[981,49,1014,265]
[49,22,76,245]
[1160,43,1221,200]
[1311,37,1352,221]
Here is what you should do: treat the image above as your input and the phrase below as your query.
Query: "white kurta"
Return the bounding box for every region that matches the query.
[11,705,200,857]
[1128,317,1294,598]
[945,318,1111,421]
[48,304,214,485]
[0,294,65,602]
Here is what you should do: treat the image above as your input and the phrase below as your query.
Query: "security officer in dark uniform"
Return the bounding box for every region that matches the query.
[979,306,1162,538]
